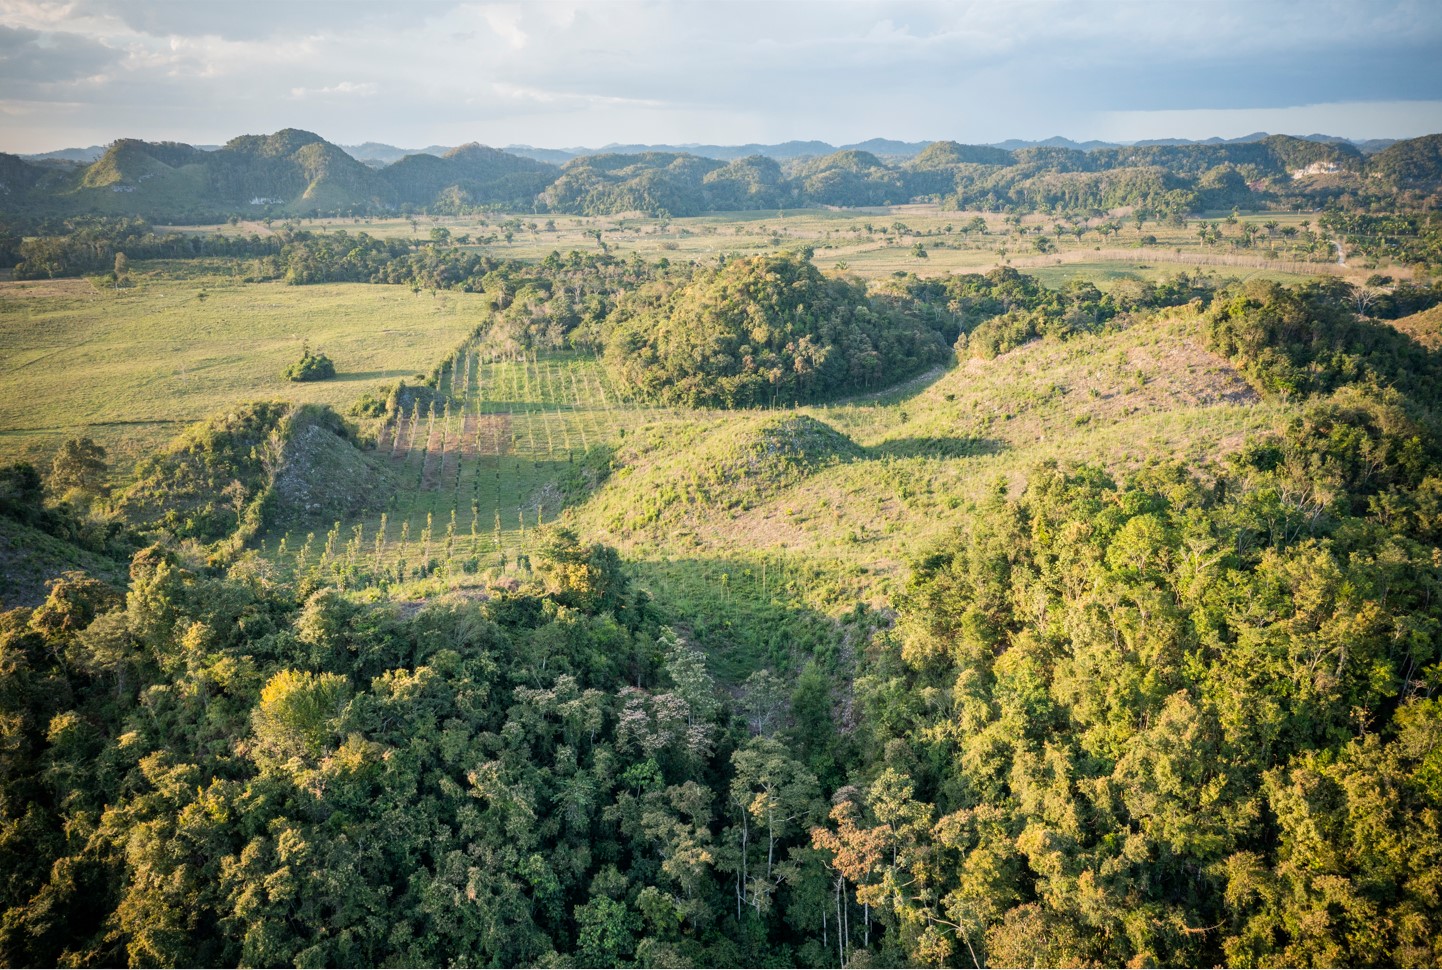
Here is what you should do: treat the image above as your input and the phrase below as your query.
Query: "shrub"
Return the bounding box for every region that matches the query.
[282,342,336,382]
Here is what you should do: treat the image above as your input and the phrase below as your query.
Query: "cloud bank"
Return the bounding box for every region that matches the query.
[1,0,1439,152]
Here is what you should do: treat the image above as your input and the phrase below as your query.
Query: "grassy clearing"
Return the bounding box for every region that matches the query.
[1019,259,1324,291]
[1386,303,1442,349]
[0,273,485,468]
[256,347,721,590]
[570,309,1289,611]
[259,305,1291,680]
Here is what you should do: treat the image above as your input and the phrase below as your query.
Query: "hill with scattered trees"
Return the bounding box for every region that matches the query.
[2,129,1439,222]
[4,116,1442,968]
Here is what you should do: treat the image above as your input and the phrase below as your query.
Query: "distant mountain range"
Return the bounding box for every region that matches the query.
[17,132,1399,168]
[333,133,1397,167]
[1,127,1436,221]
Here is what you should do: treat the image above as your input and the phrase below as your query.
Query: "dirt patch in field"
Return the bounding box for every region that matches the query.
[440,424,461,486]
[460,411,480,459]
[420,424,445,490]
[389,414,423,461]
[0,277,103,301]
[475,414,511,458]
[1123,336,1260,408]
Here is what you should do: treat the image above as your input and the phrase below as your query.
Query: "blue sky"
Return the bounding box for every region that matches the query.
[1,0,1440,152]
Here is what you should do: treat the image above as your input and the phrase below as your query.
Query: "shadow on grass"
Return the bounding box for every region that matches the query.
[628,553,867,684]
[827,363,954,408]
[332,369,425,383]
[373,445,616,532]
[473,400,584,413]
[864,435,1006,460]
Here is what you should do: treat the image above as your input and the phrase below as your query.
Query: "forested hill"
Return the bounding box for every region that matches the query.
[3,129,1440,220]
[0,129,557,219]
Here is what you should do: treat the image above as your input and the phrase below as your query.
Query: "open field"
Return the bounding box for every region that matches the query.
[5,201,1366,474]
[0,273,486,468]
[255,348,716,587]
[572,310,1286,600]
[161,204,1401,286]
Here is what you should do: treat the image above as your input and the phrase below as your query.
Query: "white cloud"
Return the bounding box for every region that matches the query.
[0,0,1439,152]
[481,5,527,49]
[290,80,379,100]
[490,81,665,110]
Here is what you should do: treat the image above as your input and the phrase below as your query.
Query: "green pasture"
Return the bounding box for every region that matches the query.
[571,310,1290,601]
[248,306,1293,684]
[251,341,888,676]
[0,273,485,468]
[256,348,717,588]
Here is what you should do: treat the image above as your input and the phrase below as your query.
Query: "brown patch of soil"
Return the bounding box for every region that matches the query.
[420,424,444,490]
[475,414,511,458]
[460,411,480,459]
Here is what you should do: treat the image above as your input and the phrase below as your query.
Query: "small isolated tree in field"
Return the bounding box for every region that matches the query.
[283,341,336,382]
[50,436,108,497]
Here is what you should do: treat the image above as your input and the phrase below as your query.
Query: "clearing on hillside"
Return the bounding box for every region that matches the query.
[1386,303,1442,349]
[571,308,1281,606]
[258,347,722,588]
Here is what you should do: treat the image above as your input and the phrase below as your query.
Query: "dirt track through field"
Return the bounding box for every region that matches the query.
[440,418,460,484]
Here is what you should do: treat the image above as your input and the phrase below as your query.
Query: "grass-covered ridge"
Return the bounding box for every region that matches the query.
[594,413,862,531]
[116,402,389,550]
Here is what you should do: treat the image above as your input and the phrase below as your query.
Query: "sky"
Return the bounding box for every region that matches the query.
[2,0,1441,154]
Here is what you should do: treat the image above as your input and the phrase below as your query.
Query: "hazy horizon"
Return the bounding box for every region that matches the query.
[3,0,1442,155]
[11,120,1436,158]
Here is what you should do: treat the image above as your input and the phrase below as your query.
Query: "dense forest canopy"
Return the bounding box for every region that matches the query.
[601,252,950,407]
